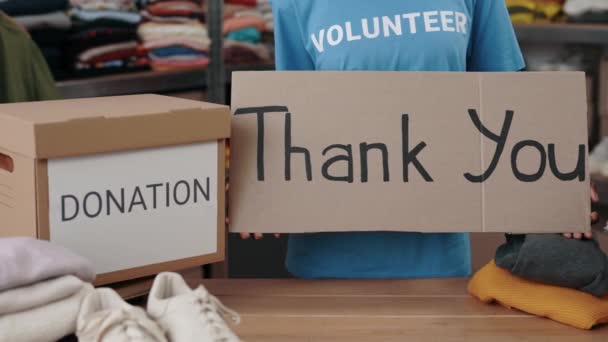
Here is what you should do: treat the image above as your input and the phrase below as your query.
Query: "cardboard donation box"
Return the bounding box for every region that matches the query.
[230,72,590,234]
[0,95,229,285]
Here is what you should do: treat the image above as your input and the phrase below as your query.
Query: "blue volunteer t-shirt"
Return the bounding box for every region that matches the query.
[270,0,525,279]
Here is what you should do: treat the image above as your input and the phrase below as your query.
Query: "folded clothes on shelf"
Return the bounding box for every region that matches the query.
[69,26,138,50]
[0,0,68,16]
[149,45,207,58]
[70,8,142,25]
[564,0,608,22]
[149,56,209,71]
[565,0,608,16]
[138,21,210,42]
[223,14,266,34]
[13,11,71,31]
[137,1,210,71]
[222,0,274,66]
[224,40,272,65]
[77,40,139,63]
[145,0,203,17]
[142,10,201,23]
[143,37,209,52]
[506,0,564,23]
[227,27,261,44]
[70,0,136,11]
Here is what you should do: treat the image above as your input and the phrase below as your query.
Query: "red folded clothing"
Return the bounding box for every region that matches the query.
[223,15,266,34]
[225,0,257,6]
[150,56,209,71]
[146,0,202,17]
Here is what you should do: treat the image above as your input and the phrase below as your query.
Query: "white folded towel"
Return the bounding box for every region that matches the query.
[0,275,84,315]
[0,284,94,342]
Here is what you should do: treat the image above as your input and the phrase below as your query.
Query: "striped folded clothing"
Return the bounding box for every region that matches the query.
[149,46,206,59]
[141,10,201,23]
[70,0,136,11]
[138,21,209,43]
[77,41,140,63]
[70,9,142,25]
[143,37,209,52]
[145,0,203,17]
[223,15,266,34]
[75,56,149,71]
[150,57,210,71]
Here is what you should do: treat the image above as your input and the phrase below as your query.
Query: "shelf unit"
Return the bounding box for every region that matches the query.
[514,23,608,46]
[57,68,208,99]
[56,12,608,104]
[56,0,225,102]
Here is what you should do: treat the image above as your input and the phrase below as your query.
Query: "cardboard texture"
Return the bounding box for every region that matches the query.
[230,71,589,234]
[0,95,230,285]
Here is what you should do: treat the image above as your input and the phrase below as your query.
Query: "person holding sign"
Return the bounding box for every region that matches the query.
[239,0,598,279]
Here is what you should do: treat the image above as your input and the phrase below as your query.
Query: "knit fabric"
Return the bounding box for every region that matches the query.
[0,284,94,342]
[468,260,608,330]
[495,234,608,297]
[0,237,95,291]
[0,275,85,315]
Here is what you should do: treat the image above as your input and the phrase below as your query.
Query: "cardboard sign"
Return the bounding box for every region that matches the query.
[229,72,590,234]
[48,142,218,274]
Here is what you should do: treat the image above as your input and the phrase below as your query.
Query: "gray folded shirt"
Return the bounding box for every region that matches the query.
[495,234,608,297]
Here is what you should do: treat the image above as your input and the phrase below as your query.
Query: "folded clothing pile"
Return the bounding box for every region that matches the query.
[0,237,96,342]
[565,0,608,23]
[138,0,211,71]
[223,0,273,66]
[506,0,565,23]
[469,233,608,329]
[68,0,149,77]
[0,0,71,80]
[495,234,608,297]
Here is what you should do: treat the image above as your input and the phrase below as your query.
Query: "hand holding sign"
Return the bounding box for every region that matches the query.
[563,183,599,240]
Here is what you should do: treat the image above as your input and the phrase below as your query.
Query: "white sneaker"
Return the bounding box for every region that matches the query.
[147,272,241,342]
[591,137,608,176]
[77,288,168,342]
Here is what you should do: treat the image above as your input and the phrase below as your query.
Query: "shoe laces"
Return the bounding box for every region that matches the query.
[192,286,241,342]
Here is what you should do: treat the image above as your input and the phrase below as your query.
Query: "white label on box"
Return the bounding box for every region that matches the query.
[48,142,218,274]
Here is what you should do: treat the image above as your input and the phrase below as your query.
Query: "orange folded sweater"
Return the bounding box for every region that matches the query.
[468,260,608,330]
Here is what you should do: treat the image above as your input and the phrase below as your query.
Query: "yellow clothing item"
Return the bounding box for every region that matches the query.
[468,260,608,330]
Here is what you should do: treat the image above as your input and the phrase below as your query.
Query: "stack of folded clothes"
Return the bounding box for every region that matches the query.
[223,0,274,66]
[68,0,149,77]
[0,0,72,80]
[469,234,608,330]
[565,0,608,23]
[138,0,211,71]
[0,237,96,342]
[506,0,565,23]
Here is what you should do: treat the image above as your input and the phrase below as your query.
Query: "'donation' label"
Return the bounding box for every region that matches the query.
[48,142,218,274]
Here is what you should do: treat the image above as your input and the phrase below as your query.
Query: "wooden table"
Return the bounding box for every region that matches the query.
[201,279,608,341]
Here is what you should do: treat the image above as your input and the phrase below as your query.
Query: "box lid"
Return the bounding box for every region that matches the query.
[0,94,230,159]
